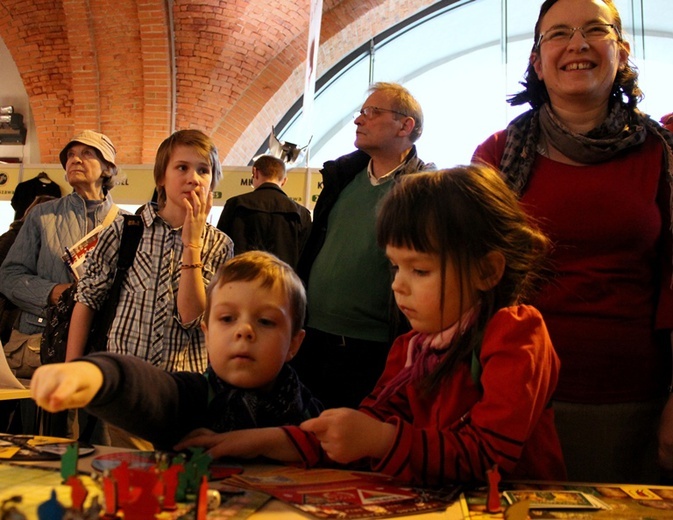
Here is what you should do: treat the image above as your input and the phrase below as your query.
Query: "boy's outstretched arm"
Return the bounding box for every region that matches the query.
[31,361,103,413]
[300,408,396,464]
[174,427,302,462]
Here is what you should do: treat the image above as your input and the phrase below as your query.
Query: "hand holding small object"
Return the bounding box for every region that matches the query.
[300,408,395,463]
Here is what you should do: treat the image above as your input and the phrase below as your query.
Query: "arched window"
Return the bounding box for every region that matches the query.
[273,0,673,169]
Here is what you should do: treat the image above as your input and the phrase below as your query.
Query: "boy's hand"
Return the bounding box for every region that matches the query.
[300,408,395,463]
[175,427,301,462]
[182,187,212,248]
[30,362,104,413]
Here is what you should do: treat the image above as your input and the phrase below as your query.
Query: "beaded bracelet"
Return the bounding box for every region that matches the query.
[181,262,203,270]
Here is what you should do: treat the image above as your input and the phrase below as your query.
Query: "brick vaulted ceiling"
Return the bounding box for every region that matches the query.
[0,0,437,166]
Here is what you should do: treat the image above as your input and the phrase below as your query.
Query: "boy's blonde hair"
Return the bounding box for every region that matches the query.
[153,129,222,208]
[205,251,306,335]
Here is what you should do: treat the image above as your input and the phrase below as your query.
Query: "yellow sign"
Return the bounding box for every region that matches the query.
[0,165,324,210]
[0,164,21,201]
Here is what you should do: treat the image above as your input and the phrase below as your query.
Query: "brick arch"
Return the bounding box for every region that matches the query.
[0,0,74,162]
[0,0,437,166]
[220,0,439,164]
[0,0,171,164]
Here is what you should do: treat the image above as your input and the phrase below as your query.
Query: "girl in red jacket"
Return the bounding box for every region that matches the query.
[177,164,567,485]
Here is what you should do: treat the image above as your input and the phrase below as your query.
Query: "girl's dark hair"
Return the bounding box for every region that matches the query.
[376,165,549,391]
[509,0,642,110]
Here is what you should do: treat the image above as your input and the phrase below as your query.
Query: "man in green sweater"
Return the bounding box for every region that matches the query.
[293,82,434,408]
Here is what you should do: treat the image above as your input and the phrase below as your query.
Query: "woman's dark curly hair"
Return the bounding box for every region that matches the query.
[509,0,642,110]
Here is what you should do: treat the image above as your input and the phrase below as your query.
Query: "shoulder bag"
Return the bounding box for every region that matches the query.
[41,214,144,364]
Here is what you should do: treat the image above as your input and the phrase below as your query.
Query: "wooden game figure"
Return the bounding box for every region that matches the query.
[123,471,160,520]
[486,464,502,513]
[110,462,130,505]
[195,476,209,520]
[36,490,64,520]
[66,476,88,512]
[60,443,79,483]
[101,476,118,517]
[161,464,183,510]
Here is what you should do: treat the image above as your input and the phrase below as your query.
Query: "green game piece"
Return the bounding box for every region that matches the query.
[60,443,79,482]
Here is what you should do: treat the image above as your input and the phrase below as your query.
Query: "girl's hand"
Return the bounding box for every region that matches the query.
[30,362,104,413]
[175,427,301,462]
[300,408,395,463]
[181,187,212,248]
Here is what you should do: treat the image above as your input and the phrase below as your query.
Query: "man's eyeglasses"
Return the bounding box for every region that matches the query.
[537,22,621,48]
[354,106,408,120]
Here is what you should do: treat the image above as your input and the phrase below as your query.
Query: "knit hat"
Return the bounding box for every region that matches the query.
[59,130,117,168]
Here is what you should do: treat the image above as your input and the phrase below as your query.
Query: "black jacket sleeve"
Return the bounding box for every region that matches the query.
[82,353,210,449]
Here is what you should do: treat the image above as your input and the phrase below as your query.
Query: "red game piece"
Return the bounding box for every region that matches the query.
[111,461,131,505]
[486,464,502,513]
[123,470,161,520]
[161,464,183,510]
[195,475,209,520]
[102,476,118,516]
[66,475,88,511]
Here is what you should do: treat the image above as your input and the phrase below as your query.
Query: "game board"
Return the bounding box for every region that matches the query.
[461,481,673,519]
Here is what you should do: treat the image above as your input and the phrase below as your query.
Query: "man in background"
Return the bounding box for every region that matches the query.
[217,155,311,270]
[293,82,435,408]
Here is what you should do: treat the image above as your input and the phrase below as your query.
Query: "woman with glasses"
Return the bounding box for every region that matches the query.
[473,0,673,484]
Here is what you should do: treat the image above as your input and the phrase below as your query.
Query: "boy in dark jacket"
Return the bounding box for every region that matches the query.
[30,251,322,450]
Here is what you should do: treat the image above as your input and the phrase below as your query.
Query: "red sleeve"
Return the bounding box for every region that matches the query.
[472,130,508,169]
[279,335,414,468]
[371,306,563,485]
[280,425,325,468]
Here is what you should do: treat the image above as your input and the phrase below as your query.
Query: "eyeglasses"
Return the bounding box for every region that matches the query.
[354,106,408,120]
[537,22,621,48]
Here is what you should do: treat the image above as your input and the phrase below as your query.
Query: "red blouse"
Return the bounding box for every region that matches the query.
[474,133,673,402]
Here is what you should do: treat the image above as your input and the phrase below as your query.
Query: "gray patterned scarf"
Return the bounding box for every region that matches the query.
[500,102,673,193]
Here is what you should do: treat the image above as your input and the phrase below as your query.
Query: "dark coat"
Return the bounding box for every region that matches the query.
[217,183,311,269]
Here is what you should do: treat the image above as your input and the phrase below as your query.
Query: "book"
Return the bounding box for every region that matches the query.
[62,224,106,281]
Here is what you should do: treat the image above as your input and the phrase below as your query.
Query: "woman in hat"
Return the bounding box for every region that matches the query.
[0,130,120,440]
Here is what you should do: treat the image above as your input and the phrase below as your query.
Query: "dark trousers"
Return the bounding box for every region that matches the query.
[291,327,391,409]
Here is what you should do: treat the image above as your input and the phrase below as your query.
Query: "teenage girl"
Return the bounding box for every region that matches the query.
[176,164,567,485]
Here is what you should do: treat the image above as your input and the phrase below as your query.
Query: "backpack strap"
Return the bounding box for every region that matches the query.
[87,214,144,355]
[116,214,143,270]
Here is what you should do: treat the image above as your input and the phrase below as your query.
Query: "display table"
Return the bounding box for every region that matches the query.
[0,445,457,519]
[2,445,673,519]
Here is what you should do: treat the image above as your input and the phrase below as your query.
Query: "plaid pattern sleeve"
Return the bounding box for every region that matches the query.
[76,204,233,372]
